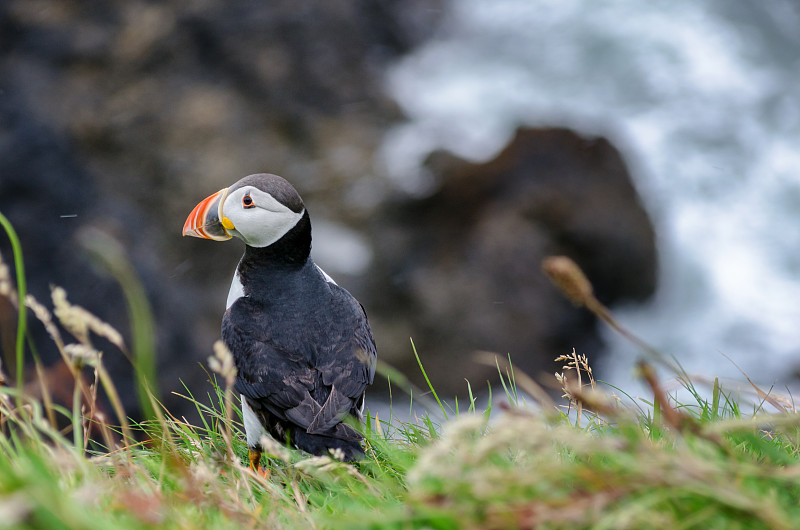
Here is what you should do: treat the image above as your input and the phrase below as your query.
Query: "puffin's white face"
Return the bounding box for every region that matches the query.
[182,174,306,248]
[220,186,305,248]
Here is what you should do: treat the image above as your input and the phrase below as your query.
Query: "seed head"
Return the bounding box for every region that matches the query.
[0,251,17,304]
[542,256,594,307]
[51,287,125,350]
[64,343,100,367]
[208,340,237,383]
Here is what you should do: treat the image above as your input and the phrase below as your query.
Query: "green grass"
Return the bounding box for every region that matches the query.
[2,222,800,529]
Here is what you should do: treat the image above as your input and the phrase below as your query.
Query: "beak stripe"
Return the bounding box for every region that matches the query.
[182,187,232,241]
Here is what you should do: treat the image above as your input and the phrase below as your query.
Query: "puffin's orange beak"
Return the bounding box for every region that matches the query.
[182,187,233,241]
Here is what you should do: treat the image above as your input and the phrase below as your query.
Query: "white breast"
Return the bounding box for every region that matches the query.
[316,264,337,285]
[241,394,266,448]
[226,270,246,309]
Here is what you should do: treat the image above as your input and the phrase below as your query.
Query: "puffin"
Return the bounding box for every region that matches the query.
[182,173,376,467]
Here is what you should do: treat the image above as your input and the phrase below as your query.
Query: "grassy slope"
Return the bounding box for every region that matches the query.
[2,220,800,529]
[2,338,799,529]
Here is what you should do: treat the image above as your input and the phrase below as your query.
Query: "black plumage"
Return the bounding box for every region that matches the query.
[218,176,376,461]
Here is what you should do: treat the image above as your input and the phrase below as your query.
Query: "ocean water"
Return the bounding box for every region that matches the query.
[381,0,800,393]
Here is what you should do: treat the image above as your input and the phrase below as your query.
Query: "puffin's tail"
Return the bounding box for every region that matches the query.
[292,430,365,462]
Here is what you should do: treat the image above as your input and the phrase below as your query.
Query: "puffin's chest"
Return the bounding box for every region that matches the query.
[239,286,347,348]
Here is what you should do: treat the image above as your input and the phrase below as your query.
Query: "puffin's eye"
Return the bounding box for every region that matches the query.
[242,194,254,208]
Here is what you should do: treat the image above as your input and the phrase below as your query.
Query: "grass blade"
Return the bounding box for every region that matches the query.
[0,210,27,405]
[410,338,448,420]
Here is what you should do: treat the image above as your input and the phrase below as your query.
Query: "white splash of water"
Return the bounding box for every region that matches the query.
[381,0,800,390]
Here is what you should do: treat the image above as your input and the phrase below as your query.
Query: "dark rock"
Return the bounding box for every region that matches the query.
[364,127,657,394]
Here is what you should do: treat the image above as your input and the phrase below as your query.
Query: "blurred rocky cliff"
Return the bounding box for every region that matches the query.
[0,0,655,415]
[364,128,656,394]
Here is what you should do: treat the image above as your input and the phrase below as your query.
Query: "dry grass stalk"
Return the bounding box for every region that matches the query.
[554,348,596,426]
[0,250,18,307]
[637,361,693,431]
[718,351,792,413]
[544,255,794,435]
[543,255,678,373]
[541,256,593,307]
[637,361,734,452]
[0,250,15,388]
[208,340,239,466]
[51,287,126,352]
[26,291,133,449]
